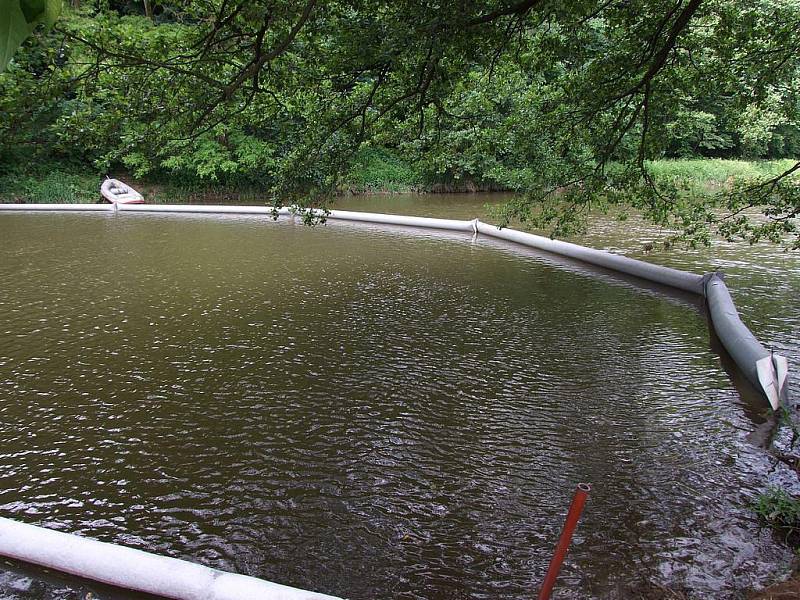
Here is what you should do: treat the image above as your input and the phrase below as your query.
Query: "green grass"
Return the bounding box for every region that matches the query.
[2,156,797,203]
[0,165,269,205]
[752,487,800,545]
[646,158,798,187]
[342,147,422,193]
[347,154,800,194]
[0,169,101,203]
[143,182,268,205]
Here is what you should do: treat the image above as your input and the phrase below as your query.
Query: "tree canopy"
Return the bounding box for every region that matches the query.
[1,0,799,246]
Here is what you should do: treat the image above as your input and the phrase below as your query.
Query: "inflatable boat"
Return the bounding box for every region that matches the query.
[100,178,144,204]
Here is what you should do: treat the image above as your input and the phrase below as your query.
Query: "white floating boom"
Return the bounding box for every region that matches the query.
[0,517,342,600]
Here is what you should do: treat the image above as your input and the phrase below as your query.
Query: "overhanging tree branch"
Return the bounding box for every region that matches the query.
[466,0,543,26]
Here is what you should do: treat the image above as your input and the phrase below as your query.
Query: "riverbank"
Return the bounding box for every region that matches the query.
[1,157,797,204]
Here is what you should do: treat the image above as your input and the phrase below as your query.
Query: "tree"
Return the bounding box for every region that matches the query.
[3,0,799,246]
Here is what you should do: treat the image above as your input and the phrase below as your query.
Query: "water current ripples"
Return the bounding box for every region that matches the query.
[0,206,798,599]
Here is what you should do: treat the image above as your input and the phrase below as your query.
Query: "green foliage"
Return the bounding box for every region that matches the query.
[0,164,99,203]
[665,111,733,157]
[646,159,799,187]
[752,487,800,545]
[0,0,798,244]
[737,92,789,158]
[160,133,278,184]
[344,147,421,193]
[0,0,61,71]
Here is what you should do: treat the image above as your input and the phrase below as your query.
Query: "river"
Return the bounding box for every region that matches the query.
[0,193,798,598]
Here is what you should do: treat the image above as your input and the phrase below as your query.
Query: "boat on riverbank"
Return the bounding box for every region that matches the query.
[100,178,144,204]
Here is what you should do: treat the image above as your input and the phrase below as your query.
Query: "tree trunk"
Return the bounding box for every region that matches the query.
[143,0,153,19]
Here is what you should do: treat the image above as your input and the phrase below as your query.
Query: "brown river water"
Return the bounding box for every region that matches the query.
[0,193,798,599]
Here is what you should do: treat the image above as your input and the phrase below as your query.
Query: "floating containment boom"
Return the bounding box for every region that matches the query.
[0,517,342,600]
[705,273,788,410]
[472,220,705,294]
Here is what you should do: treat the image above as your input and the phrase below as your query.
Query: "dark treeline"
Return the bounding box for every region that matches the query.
[1,0,798,245]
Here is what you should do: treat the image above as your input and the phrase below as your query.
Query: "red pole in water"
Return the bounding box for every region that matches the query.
[537,483,591,600]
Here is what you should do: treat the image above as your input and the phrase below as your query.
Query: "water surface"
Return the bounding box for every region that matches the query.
[0,203,798,599]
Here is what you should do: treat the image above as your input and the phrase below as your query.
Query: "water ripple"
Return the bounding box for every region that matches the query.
[0,212,796,599]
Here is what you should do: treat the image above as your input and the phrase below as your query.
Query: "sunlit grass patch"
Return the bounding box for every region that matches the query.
[646,159,798,188]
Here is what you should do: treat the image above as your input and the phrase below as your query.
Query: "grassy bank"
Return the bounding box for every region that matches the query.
[645,158,798,188]
[342,147,422,194]
[0,169,101,204]
[0,167,268,205]
[1,156,797,203]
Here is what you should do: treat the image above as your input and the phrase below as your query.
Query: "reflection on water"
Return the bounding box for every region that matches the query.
[334,192,512,221]
[338,193,799,409]
[0,201,798,599]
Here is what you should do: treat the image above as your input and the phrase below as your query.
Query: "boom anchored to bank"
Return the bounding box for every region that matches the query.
[0,202,791,599]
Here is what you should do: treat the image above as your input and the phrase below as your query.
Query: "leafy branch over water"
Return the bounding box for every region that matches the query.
[0,0,798,245]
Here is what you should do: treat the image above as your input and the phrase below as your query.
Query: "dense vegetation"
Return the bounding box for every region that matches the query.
[1,0,799,246]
